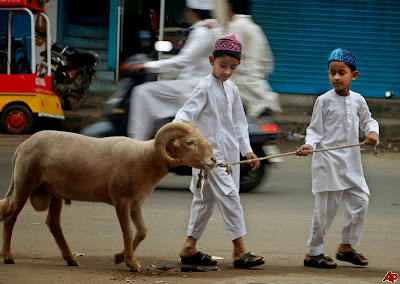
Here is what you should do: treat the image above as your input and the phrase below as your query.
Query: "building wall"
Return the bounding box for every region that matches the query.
[251,0,400,99]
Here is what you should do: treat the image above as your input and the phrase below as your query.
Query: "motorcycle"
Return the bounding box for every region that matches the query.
[37,43,99,110]
[81,54,282,192]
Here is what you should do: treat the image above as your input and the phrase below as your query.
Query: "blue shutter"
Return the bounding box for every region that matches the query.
[251,0,400,98]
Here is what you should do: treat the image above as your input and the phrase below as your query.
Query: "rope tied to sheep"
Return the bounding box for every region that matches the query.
[196,141,378,191]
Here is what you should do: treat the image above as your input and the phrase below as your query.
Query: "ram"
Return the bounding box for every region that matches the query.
[0,121,216,272]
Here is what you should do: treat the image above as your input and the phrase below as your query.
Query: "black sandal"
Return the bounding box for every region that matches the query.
[233,252,264,269]
[336,249,368,266]
[304,254,337,269]
[181,251,217,266]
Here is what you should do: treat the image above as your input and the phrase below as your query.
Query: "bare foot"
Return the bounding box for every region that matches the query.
[234,251,263,263]
[337,244,368,265]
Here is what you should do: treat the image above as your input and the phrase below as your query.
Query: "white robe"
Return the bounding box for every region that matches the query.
[305,89,379,195]
[144,19,218,83]
[127,20,218,140]
[225,15,282,117]
[174,74,253,195]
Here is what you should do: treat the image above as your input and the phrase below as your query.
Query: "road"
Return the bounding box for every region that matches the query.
[0,135,399,283]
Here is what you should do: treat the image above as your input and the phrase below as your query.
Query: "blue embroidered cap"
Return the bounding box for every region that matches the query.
[328,48,357,67]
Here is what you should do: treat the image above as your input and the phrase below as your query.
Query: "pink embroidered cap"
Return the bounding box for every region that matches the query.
[214,34,242,54]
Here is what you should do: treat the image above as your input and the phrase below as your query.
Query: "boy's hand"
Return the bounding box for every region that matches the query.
[296,144,313,156]
[364,131,378,146]
[246,152,260,171]
[120,63,145,71]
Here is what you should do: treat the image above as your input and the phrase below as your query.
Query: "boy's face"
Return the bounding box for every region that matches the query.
[209,55,240,82]
[328,61,359,96]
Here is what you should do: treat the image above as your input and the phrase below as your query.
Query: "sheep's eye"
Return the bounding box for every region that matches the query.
[185,140,196,146]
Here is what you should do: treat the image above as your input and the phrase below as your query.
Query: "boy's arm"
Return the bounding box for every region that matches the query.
[304,97,325,149]
[173,85,206,123]
[144,27,212,74]
[296,97,324,156]
[358,97,379,146]
[231,87,253,156]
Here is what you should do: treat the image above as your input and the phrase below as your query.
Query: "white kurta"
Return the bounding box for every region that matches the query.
[127,20,218,140]
[305,89,379,195]
[225,15,282,117]
[174,74,253,195]
[144,19,217,81]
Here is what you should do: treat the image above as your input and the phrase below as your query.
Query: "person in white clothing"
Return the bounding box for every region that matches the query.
[224,0,282,118]
[122,0,218,140]
[175,34,264,269]
[296,48,379,269]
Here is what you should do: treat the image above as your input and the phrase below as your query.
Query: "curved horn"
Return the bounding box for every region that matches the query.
[154,121,195,167]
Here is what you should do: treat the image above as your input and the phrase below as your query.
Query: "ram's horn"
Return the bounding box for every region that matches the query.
[154,121,194,167]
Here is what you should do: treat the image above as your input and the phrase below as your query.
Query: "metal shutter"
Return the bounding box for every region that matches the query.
[251,0,400,98]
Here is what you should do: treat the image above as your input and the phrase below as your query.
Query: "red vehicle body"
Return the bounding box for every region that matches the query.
[0,5,64,134]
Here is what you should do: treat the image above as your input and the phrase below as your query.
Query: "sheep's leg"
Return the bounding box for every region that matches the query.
[2,192,30,264]
[46,196,77,266]
[115,204,141,272]
[115,207,147,265]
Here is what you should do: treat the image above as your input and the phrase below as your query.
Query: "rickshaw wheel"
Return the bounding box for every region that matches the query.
[1,105,33,134]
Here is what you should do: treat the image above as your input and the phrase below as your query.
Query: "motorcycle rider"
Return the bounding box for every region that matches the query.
[122,0,218,140]
[224,0,282,118]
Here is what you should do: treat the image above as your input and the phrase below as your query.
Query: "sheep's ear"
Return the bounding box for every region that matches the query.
[163,139,180,167]
[171,139,180,148]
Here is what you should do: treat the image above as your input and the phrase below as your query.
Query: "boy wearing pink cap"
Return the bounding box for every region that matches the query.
[174,35,264,269]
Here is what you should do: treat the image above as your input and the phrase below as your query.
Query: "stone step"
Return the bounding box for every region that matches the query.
[68,24,108,40]
[94,70,115,81]
[273,113,400,141]
[95,60,110,71]
[64,36,108,50]
[279,93,400,119]
[89,79,117,93]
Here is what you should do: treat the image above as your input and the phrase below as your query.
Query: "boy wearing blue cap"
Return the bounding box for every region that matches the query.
[296,48,379,268]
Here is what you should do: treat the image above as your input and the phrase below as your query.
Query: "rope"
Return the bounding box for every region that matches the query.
[196,142,378,191]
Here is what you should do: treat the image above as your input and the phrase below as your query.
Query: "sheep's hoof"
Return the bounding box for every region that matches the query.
[114,252,124,264]
[64,256,78,266]
[4,257,15,264]
[67,260,78,266]
[126,258,141,272]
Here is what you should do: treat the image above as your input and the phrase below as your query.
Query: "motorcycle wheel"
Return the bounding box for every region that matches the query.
[64,72,90,110]
[239,144,267,193]
[1,104,33,134]
[239,162,265,193]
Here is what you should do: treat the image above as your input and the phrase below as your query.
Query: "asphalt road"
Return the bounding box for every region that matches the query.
[0,135,399,283]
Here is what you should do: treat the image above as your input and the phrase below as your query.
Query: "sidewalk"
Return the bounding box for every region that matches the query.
[61,92,400,144]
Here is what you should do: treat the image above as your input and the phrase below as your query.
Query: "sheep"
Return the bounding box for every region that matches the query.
[0,121,216,272]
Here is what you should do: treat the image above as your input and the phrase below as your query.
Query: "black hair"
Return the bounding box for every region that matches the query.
[213,50,241,61]
[186,7,212,20]
[328,62,357,72]
[228,0,249,15]
[346,63,357,72]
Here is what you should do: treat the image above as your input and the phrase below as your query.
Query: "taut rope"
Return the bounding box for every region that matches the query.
[196,141,378,191]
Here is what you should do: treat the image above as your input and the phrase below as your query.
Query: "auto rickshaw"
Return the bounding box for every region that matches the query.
[0,5,64,134]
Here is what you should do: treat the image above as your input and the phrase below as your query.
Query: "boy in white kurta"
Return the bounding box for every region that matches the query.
[174,34,264,269]
[297,48,379,269]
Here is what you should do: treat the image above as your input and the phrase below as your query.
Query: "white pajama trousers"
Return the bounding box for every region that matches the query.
[306,187,369,256]
[187,174,246,241]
